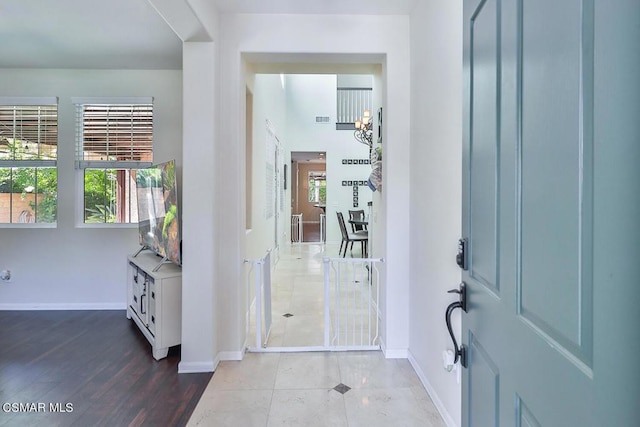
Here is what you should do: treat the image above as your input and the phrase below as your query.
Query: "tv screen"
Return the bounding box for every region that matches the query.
[135,160,181,266]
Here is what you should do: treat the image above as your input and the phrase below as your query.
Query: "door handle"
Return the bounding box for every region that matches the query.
[445,282,467,368]
[447,282,467,312]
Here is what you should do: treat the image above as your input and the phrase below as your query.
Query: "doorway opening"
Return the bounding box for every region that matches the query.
[291,151,326,243]
[244,69,381,351]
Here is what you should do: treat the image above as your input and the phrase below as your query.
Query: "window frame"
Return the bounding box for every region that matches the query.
[0,97,58,228]
[307,171,327,204]
[72,97,153,228]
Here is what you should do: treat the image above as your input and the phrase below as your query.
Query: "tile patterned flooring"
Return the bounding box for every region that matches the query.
[187,244,446,427]
[263,243,332,348]
[187,352,446,427]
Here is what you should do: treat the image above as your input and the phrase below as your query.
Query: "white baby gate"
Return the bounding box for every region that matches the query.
[244,251,272,350]
[323,257,383,349]
[245,253,383,352]
[291,213,303,243]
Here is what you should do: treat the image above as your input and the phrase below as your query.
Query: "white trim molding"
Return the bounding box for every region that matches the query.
[408,350,459,427]
[178,360,217,374]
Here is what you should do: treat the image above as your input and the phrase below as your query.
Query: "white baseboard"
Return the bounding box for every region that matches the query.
[178,348,246,374]
[0,303,126,310]
[408,350,458,427]
[383,348,409,358]
[178,360,217,374]
[217,349,245,361]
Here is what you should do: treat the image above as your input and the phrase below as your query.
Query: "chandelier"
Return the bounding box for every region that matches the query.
[353,109,373,147]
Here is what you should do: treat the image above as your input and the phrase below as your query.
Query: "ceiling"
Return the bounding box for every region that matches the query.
[0,0,417,70]
[0,0,182,69]
[291,151,326,164]
[212,0,418,15]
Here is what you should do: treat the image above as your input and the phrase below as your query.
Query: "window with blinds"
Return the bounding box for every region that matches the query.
[74,99,153,224]
[0,104,58,161]
[0,99,58,224]
[75,103,153,167]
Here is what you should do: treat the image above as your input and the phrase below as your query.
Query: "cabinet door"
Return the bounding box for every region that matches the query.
[130,264,144,317]
[140,273,150,326]
[148,278,156,336]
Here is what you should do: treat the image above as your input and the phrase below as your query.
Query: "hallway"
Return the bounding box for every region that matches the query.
[196,243,447,425]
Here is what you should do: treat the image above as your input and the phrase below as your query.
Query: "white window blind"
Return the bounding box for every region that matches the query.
[74,101,153,169]
[0,103,58,164]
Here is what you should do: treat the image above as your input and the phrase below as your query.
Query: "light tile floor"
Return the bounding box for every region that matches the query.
[187,351,446,427]
[253,243,343,348]
[262,242,376,348]
[188,243,446,427]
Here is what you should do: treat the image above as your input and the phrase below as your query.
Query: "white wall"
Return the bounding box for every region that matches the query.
[0,68,182,309]
[409,1,463,426]
[215,13,411,358]
[179,41,218,372]
[284,74,372,244]
[245,73,288,261]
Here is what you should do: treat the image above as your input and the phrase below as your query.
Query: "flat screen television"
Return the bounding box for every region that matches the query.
[135,160,181,268]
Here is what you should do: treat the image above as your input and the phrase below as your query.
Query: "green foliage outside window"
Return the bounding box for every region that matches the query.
[84,169,119,223]
[308,175,326,204]
[0,167,57,223]
[0,167,137,224]
[318,184,326,204]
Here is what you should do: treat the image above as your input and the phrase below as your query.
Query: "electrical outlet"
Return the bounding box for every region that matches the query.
[1,270,12,282]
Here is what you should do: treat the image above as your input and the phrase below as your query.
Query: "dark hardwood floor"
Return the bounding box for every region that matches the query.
[302,223,322,242]
[0,310,212,427]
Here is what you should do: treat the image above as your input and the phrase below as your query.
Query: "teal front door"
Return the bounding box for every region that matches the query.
[462,0,640,425]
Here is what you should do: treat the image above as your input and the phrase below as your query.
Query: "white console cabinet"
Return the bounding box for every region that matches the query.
[126,252,182,360]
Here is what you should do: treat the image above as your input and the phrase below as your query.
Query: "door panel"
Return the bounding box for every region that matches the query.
[468,333,499,427]
[469,0,500,293]
[518,0,593,364]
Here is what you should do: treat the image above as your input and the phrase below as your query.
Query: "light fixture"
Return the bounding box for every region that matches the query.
[353,109,373,148]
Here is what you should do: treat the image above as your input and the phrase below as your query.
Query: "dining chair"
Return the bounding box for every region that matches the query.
[337,212,368,257]
[348,209,367,233]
